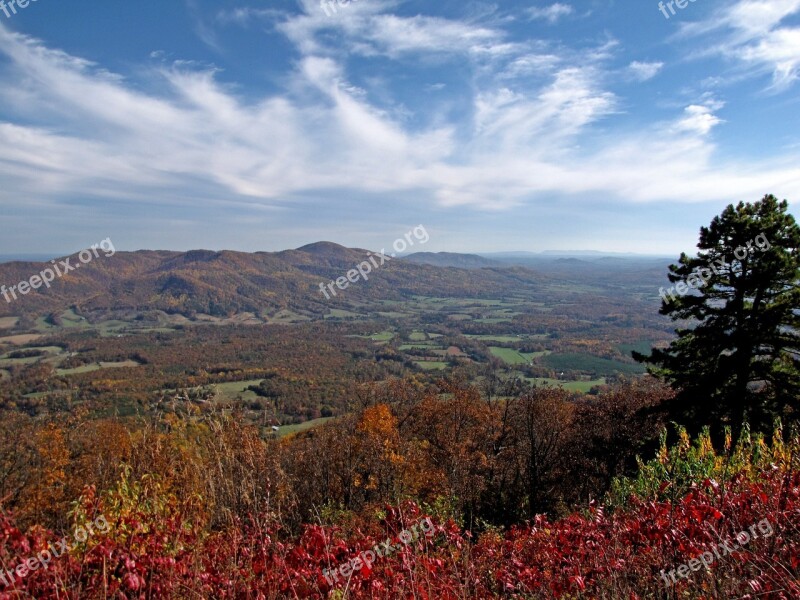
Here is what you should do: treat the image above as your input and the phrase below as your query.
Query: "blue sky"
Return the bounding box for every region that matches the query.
[0,0,798,256]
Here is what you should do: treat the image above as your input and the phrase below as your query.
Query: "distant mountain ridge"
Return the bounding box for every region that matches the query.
[0,244,546,320]
[403,252,501,269]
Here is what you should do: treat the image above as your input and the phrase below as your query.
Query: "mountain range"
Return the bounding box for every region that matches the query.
[0,243,551,320]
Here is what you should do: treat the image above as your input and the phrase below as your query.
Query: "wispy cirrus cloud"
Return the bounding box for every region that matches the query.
[628,60,664,81]
[1,15,797,221]
[680,0,800,91]
[526,3,574,24]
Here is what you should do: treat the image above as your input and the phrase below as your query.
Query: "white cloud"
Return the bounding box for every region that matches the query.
[526,3,574,24]
[675,105,723,135]
[0,19,798,220]
[628,61,664,81]
[278,8,513,60]
[739,27,800,89]
[680,0,800,91]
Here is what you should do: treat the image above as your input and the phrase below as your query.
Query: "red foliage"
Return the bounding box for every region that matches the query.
[1,472,799,598]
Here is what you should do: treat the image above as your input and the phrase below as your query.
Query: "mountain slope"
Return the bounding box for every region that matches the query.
[0,245,545,320]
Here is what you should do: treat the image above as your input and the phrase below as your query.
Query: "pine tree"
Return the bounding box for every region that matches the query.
[636,195,800,436]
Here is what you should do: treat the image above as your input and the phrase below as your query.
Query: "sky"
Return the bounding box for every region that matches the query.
[0,0,798,256]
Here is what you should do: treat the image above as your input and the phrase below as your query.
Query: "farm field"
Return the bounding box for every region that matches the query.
[529,377,607,392]
[489,346,537,364]
[56,360,142,376]
[0,334,43,345]
[541,353,646,377]
[414,360,449,370]
[0,316,19,329]
[212,379,265,403]
[274,417,334,437]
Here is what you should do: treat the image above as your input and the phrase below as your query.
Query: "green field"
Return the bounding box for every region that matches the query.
[367,331,395,341]
[24,390,72,399]
[541,353,646,376]
[274,417,333,437]
[0,345,65,367]
[0,355,41,367]
[212,379,264,402]
[530,378,606,392]
[56,360,141,376]
[466,335,521,342]
[489,347,536,365]
[97,320,134,336]
[414,360,448,370]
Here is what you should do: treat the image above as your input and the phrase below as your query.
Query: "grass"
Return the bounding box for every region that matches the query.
[367,331,395,342]
[0,356,41,367]
[562,379,606,392]
[0,334,43,345]
[56,360,141,376]
[212,379,264,403]
[97,320,132,337]
[413,360,448,370]
[409,331,429,341]
[466,335,521,342]
[34,317,58,332]
[0,345,65,368]
[31,308,91,332]
[541,353,645,376]
[489,347,537,365]
[0,317,19,329]
[466,334,548,342]
[399,344,435,350]
[23,390,72,399]
[528,377,606,392]
[28,345,66,354]
[274,417,333,437]
[59,308,90,328]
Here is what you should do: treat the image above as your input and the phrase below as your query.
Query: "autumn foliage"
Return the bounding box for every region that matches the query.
[1,380,798,598]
